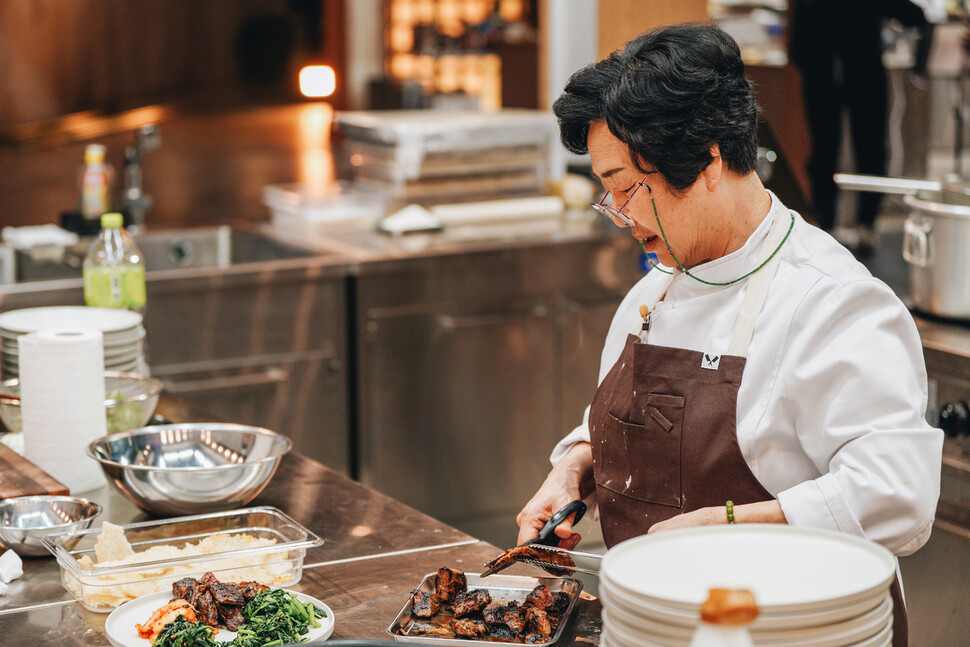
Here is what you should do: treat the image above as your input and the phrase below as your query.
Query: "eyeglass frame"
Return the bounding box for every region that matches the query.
[592,170,659,227]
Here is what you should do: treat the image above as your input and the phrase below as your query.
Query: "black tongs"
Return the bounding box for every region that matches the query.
[481,501,603,577]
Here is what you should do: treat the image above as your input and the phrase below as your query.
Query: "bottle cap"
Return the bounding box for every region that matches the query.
[84,144,107,163]
[699,589,759,626]
[100,212,123,229]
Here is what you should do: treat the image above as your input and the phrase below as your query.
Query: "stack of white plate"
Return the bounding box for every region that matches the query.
[599,525,896,647]
[0,306,147,379]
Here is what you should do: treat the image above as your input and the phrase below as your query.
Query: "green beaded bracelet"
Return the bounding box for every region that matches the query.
[726,500,735,525]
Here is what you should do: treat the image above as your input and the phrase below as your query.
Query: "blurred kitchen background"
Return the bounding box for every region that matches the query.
[2,6,970,642]
[2,0,966,227]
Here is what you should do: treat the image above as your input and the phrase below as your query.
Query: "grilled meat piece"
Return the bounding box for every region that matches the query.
[435,567,467,603]
[171,577,194,600]
[411,590,440,618]
[482,545,576,577]
[503,605,527,633]
[450,618,488,637]
[409,622,455,637]
[171,572,272,630]
[524,607,552,635]
[211,582,247,606]
[452,589,492,618]
[197,589,220,627]
[551,591,570,617]
[239,581,270,598]
[486,624,520,641]
[525,633,546,643]
[172,577,206,608]
[483,601,516,626]
[218,603,246,631]
[524,585,555,610]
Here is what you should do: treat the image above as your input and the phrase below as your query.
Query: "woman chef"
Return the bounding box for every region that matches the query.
[516,24,942,646]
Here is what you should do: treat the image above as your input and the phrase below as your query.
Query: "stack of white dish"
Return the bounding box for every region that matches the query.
[0,307,147,380]
[599,525,896,647]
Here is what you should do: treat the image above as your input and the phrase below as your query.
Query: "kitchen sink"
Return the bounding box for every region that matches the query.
[13,226,321,282]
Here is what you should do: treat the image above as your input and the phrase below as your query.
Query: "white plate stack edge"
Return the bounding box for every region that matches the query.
[598,525,896,647]
[0,306,147,380]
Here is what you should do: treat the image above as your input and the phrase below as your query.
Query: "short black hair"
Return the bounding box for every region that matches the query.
[553,23,760,192]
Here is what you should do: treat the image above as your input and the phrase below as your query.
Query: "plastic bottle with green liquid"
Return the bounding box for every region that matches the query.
[82,212,146,313]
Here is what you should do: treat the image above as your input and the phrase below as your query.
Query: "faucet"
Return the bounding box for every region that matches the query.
[121,124,161,233]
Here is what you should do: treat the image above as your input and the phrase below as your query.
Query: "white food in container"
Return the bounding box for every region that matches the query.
[41,506,322,612]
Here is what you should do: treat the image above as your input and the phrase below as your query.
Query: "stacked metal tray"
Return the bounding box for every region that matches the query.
[335,110,559,207]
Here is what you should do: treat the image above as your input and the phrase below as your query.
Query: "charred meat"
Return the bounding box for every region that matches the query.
[502,605,528,633]
[524,607,552,635]
[218,603,246,631]
[210,581,247,606]
[483,601,517,626]
[170,571,269,629]
[436,567,468,603]
[523,585,555,610]
[412,590,441,618]
[410,622,455,637]
[452,589,492,618]
[552,591,570,616]
[450,618,489,637]
[198,589,220,627]
[482,545,576,577]
[403,567,573,643]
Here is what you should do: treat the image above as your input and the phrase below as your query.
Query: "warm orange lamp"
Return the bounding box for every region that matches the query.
[299,65,336,98]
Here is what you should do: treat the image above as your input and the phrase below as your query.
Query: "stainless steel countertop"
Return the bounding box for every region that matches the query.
[258,209,629,266]
[0,401,602,646]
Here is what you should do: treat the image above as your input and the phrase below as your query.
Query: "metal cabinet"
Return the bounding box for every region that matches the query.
[354,236,643,547]
[0,253,353,475]
[144,266,351,474]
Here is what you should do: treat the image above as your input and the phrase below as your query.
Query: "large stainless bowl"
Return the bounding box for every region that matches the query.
[86,423,292,516]
[0,495,102,557]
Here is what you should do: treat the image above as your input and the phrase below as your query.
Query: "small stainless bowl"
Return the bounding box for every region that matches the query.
[86,423,292,516]
[0,495,102,557]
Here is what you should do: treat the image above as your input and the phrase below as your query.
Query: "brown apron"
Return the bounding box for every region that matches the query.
[587,209,907,645]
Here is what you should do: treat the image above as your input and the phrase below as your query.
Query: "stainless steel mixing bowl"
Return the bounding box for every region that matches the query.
[86,423,292,516]
[0,495,102,556]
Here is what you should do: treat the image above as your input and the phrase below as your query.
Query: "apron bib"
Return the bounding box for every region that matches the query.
[587,209,907,645]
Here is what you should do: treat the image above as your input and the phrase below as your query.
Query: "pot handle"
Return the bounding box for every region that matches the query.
[903,213,933,268]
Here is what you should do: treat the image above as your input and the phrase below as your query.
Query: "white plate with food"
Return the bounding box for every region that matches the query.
[104,588,334,647]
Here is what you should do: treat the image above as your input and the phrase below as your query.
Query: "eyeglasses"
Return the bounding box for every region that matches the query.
[592,171,658,227]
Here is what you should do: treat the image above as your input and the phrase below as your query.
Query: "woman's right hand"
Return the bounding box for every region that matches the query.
[515,442,594,548]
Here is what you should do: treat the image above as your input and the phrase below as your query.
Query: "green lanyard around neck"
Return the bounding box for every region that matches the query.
[639,189,794,286]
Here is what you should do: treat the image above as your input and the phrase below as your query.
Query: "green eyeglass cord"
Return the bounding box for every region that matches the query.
[639,188,794,287]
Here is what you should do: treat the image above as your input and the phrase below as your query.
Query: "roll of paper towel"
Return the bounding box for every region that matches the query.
[18,330,107,493]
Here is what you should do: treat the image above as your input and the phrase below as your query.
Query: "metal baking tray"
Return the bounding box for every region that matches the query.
[387,572,584,646]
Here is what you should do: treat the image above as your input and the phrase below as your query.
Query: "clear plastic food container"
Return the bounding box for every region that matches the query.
[42,506,322,612]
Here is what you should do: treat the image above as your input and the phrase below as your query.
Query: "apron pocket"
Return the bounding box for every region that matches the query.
[595,395,684,508]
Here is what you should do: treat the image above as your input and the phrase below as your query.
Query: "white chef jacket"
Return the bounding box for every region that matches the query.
[552,191,943,556]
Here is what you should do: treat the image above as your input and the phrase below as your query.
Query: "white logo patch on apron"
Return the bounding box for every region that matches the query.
[701,353,721,370]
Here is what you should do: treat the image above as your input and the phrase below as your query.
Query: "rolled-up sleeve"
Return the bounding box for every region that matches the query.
[776,279,943,555]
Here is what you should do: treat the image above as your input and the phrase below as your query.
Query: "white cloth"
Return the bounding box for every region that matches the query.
[552,191,943,556]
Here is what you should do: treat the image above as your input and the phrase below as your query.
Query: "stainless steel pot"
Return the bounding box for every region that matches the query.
[903,190,970,318]
[835,173,970,319]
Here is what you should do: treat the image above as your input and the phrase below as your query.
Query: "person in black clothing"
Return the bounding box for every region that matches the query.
[789,0,929,254]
